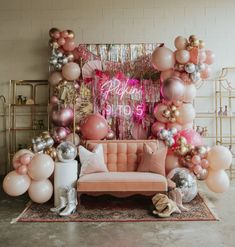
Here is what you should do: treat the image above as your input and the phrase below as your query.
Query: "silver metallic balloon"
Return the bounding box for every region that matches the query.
[196,168,208,180]
[167,168,198,203]
[45,137,54,147]
[169,127,177,136]
[166,137,175,147]
[56,141,77,163]
[33,140,46,153]
[158,129,168,139]
[197,63,206,72]
[190,71,201,82]
[184,63,196,74]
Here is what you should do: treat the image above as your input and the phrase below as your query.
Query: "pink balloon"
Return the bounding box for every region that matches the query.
[80,114,109,140]
[206,169,230,193]
[28,154,54,180]
[13,160,22,170]
[48,71,63,86]
[200,64,212,79]
[17,165,28,175]
[65,133,80,146]
[151,122,165,136]
[63,39,76,52]
[205,50,215,65]
[180,72,192,84]
[179,128,203,146]
[192,155,201,165]
[50,95,60,104]
[52,31,60,39]
[60,30,68,38]
[183,84,196,103]
[165,154,181,175]
[174,36,187,50]
[28,179,53,203]
[51,106,74,127]
[160,69,174,82]
[193,165,202,175]
[153,103,168,123]
[62,62,80,81]
[52,126,69,143]
[190,48,206,64]
[162,77,185,102]
[182,122,193,130]
[57,37,66,46]
[176,103,195,125]
[20,153,33,166]
[175,49,190,64]
[201,159,209,169]
[13,149,34,163]
[207,145,232,170]
[3,171,31,196]
[151,46,175,71]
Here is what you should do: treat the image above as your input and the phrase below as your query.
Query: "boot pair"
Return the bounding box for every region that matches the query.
[50,187,77,216]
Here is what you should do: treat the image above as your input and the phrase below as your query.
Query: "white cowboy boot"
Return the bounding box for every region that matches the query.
[59,188,77,216]
[50,188,67,213]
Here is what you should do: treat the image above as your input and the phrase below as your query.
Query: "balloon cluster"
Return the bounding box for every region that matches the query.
[32,131,54,153]
[157,127,177,147]
[3,150,54,203]
[162,105,180,123]
[49,49,74,71]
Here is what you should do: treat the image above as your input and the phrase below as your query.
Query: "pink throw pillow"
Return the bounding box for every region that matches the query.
[79,144,108,176]
[137,141,167,176]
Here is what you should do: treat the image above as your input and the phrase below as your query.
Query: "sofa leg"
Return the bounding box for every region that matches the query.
[77,193,81,206]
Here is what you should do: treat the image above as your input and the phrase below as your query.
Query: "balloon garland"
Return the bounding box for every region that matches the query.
[151,35,232,193]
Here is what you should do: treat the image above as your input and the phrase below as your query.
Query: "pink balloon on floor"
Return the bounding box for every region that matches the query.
[151,122,165,136]
[179,129,203,146]
[151,46,175,71]
[207,145,232,170]
[28,179,53,203]
[28,154,54,180]
[206,169,230,193]
[48,71,63,86]
[3,171,31,196]
[153,103,168,123]
[165,154,180,175]
[176,103,195,125]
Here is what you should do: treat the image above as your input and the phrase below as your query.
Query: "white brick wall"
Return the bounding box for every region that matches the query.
[0,0,235,173]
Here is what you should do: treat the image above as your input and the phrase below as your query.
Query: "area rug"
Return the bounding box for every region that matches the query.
[14,194,218,223]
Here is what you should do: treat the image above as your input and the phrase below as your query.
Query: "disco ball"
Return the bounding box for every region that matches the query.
[56,141,77,163]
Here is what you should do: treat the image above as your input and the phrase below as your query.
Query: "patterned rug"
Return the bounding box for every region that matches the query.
[15,194,218,222]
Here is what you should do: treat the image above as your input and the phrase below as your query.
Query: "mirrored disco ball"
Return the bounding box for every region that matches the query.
[56,141,77,163]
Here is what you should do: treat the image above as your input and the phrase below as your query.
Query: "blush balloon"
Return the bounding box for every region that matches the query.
[48,71,63,86]
[62,62,80,81]
[52,127,69,143]
[16,165,28,175]
[51,106,74,127]
[153,103,169,123]
[63,39,76,52]
[80,114,108,140]
[20,153,33,166]
[174,36,187,50]
[176,103,195,125]
[13,149,34,164]
[151,46,175,71]
[183,84,196,103]
[200,64,212,79]
[162,77,185,102]
[151,122,166,136]
[65,133,80,146]
[160,69,174,82]
[205,50,215,65]
[175,49,190,64]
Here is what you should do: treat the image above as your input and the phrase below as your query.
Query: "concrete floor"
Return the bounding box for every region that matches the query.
[1,179,235,247]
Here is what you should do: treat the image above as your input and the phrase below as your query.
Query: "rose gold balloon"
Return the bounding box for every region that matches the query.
[61,30,68,38]
[151,122,165,136]
[80,114,108,140]
[175,49,190,64]
[16,165,28,175]
[52,127,69,143]
[28,179,53,203]
[49,27,60,38]
[162,77,185,102]
[67,30,75,39]
[63,39,76,52]
[62,62,80,81]
[201,159,209,169]
[28,154,54,180]
[176,103,195,125]
[48,71,63,86]
[106,130,115,140]
[153,103,168,123]
[57,37,66,46]
[65,133,80,146]
[51,106,74,127]
[151,46,175,71]
[183,84,196,103]
[3,171,31,196]
[13,149,34,164]
[20,153,33,166]
[174,36,188,50]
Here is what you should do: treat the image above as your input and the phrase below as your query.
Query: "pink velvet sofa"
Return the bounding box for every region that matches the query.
[77,140,168,200]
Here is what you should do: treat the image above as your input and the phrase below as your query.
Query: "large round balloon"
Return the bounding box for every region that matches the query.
[162,77,185,102]
[28,154,54,180]
[176,103,195,125]
[174,36,188,50]
[206,169,230,193]
[3,171,31,196]
[52,126,70,143]
[183,84,196,103]
[28,179,53,203]
[48,71,63,86]
[167,167,198,203]
[62,62,80,81]
[80,113,108,140]
[175,49,190,64]
[51,106,74,127]
[207,145,232,170]
[151,46,175,71]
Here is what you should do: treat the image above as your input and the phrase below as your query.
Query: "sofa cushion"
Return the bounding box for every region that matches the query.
[79,144,108,176]
[77,172,168,192]
[137,141,167,176]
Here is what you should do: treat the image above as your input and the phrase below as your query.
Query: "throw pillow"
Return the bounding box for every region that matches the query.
[137,141,167,176]
[79,144,108,176]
